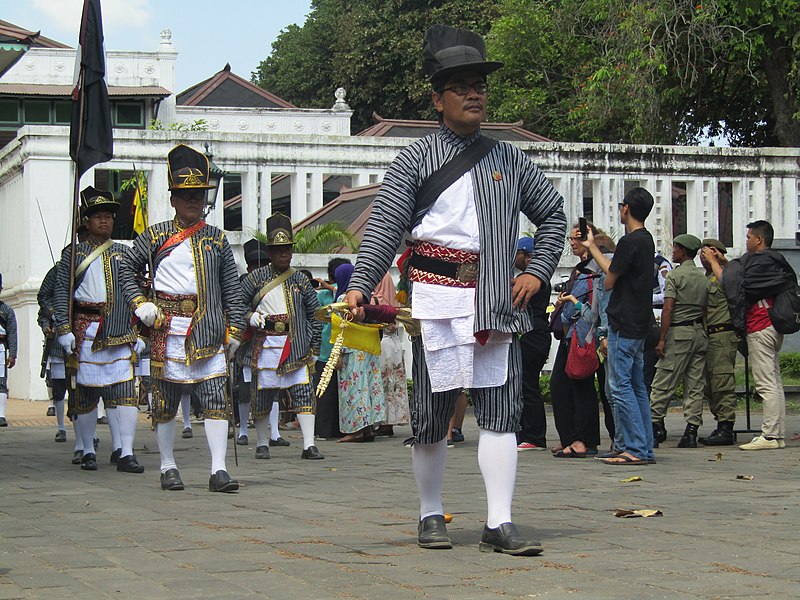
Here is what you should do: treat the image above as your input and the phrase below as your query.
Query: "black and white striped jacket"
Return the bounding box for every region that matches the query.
[120,219,247,363]
[349,125,567,334]
[53,239,137,350]
[0,301,17,358]
[240,266,322,375]
[37,263,63,360]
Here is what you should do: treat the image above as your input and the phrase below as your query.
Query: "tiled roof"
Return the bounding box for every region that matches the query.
[0,20,70,49]
[0,83,171,97]
[357,112,551,142]
[176,64,295,108]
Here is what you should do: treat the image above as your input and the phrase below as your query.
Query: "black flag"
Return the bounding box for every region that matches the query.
[69,0,113,176]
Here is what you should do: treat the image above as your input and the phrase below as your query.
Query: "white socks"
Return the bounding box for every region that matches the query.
[55,399,66,431]
[156,418,177,473]
[254,417,269,448]
[269,401,280,440]
[117,405,138,458]
[238,402,250,438]
[76,407,98,456]
[204,418,228,474]
[478,429,517,528]
[180,393,192,430]
[296,413,315,450]
[0,392,6,418]
[106,406,121,451]
[412,439,448,519]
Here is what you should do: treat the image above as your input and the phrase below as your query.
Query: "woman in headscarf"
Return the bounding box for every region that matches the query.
[334,264,386,442]
[371,273,409,437]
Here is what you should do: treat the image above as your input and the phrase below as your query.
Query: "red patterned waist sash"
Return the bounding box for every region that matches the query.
[408,240,479,288]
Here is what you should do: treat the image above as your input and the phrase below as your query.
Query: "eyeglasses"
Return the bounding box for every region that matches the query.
[441,82,489,96]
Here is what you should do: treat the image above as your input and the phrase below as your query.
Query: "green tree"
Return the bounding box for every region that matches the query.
[250,221,359,253]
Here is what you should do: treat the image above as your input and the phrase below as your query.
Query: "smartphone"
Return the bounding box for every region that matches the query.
[578,217,588,240]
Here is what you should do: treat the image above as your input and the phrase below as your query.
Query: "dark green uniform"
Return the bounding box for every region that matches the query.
[702,272,738,424]
[649,260,710,425]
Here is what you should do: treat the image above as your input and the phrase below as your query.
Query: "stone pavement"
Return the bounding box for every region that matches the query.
[0,402,798,600]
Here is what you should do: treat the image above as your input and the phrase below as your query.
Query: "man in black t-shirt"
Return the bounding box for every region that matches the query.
[581,188,655,465]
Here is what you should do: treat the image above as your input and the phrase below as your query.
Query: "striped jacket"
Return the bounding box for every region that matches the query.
[349,124,567,334]
[120,219,247,363]
[37,263,63,360]
[0,301,17,358]
[240,266,321,375]
[53,239,138,350]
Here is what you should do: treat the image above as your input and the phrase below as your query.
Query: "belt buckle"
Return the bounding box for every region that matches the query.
[456,262,478,283]
[274,321,287,333]
[180,299,196,314]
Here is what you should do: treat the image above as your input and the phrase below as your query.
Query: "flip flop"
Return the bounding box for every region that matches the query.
[599,453,647,466]
[554,445,586,458]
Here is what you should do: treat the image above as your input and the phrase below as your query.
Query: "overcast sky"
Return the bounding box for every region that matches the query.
[5,0,312,93]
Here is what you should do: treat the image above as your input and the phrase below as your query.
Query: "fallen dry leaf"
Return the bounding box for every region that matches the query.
[736,474,754,480]
[619,476,643,483]
[614,508,663,518]
[707,452,724,462]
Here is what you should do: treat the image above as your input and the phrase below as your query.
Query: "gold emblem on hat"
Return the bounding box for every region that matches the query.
[273,231,290,244]
[178,168,205,187]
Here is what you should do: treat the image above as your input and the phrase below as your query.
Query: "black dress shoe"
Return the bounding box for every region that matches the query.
[699,421,735,446]
[117,454,145,473]
[237,434,249,446]
[0,417,7,427]
[209,470,239,493]
[160,468,184,491]
[72,450,84,465]
[54,430,67,443]
[269,436,290,447]
[182,427,193,439]
[46,406,56,417]
[255,445,270,459]
[80,453,98,471]
[479,522,543,556]
[110,448,121,464]
[418,515,452,549]
[301,445,324,460]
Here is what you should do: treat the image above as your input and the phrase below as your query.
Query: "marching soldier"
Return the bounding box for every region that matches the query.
[240,214,323,460]
[649,234,710,448]
[698,238,739,445]
[121,144,247,492]
[53,188,145,472]
[0,273,17,427]
[38,262,69,443]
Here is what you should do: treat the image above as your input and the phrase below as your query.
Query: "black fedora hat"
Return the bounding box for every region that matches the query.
[423,24,503,86]
[167,144,215,191]
[80,186,119,220]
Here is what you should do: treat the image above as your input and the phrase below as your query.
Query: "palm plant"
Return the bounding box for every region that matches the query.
[248,221,359,253]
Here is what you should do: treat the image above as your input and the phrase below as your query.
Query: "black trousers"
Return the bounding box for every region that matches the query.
[517,327,551,446]
[314,361,342,438]
[550,340,600,448]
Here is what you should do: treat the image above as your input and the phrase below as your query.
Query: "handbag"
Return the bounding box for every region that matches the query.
[564,277,599,379]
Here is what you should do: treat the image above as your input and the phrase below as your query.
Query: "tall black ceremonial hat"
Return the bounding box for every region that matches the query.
[423,24,503,86]
[167,144,215,191]
[243,238,270,268]
[79,186,119,220]
[265,212,295,246]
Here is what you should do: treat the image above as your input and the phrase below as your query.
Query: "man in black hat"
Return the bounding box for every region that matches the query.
[53,187,145,473]
[121,144,247,492]
[345,25,566,555]
[240,213,323,460]
[0,272,17,427]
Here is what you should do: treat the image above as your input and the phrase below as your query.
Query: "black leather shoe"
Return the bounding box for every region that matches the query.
[417,515,452,549]
[677,423,699,448]
[479,522,543,556]
[80,453,98,471]
[269,436,290,447]
[182,427,193,439]
[72,450,84,465]
[46,406,56,417]
[117,454,145,473]
[0,417,7,427]
[652,421,667,448]
[209,470,239,493]
[699,421,735,446]
[55,430,67,442]
[255,445,270,459]
[160,468,184,491]
[110,448,121,464]
[237,434,249,446]
[301,445,324,460]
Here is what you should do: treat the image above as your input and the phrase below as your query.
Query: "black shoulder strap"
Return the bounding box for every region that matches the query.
[409,136,498,232]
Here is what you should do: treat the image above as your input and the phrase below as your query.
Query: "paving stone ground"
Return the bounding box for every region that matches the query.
[1,400,798,600]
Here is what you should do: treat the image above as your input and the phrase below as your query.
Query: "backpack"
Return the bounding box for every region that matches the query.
[768,280,800,334]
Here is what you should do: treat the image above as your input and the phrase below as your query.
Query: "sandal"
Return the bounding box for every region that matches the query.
[554,445,586,458]
[599,453,647,466]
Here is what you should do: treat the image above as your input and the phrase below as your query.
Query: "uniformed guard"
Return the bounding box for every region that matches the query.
[0,273,18,427]
[649,234,710,448]
[54,188,145,472]
[239,213,323,460]
[698,238,738,445]
[38,262,70,443]
[120,144,247,492]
